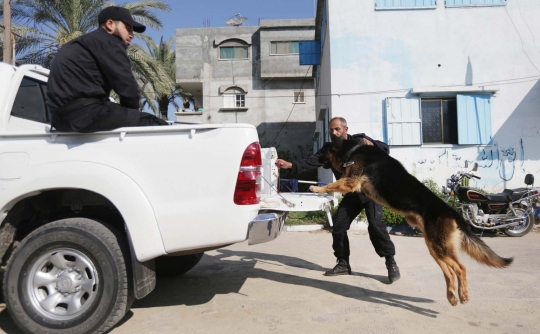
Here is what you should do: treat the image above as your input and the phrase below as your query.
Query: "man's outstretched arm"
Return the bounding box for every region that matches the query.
[276,143,331,174]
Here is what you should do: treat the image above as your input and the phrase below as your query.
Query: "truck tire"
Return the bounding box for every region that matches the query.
[155,253,204,277]
[3,218,131,334]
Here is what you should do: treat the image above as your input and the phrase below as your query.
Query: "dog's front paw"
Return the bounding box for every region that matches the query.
[309,185,324,193]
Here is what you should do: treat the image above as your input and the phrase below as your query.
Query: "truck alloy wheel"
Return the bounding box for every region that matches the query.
[3,218,131,334]
[26,248,99,320]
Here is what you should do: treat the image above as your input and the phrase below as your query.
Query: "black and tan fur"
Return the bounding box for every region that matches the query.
[309,137,513,306]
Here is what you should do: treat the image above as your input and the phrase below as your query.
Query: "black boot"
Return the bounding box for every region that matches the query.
[385,256,401,283]
[324,258,351,276]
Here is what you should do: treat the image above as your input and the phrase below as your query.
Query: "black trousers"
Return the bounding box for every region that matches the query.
[52,100,168,132]
[332,192,395,261]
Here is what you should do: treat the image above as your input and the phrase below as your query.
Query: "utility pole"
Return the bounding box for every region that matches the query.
[3,0,13,64]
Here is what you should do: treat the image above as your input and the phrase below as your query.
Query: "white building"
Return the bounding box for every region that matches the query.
[305,0,540,191]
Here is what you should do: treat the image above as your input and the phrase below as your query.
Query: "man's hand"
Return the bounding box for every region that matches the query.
[309,185,324,193]
[276,159,292,169]
[360,138,374,146]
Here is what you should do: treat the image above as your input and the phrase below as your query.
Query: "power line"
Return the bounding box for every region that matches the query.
[515,0,540,57]
[504,6,540,74]
[144,74,540,98]
[269,65,312,146]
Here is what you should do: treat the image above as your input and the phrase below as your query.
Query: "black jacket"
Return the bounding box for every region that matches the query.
[47,28,140,112]
[291,133,389,180]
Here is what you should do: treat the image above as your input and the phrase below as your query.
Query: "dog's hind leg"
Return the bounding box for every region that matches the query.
[444,244,469,304]
[309,177,361,194]
[440,222,469,304]
[430,252,459,306]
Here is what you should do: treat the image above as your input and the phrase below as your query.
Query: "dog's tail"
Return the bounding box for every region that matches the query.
[457,216,513,268]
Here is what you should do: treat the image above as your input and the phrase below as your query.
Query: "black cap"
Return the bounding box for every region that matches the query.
[98,6,146,33]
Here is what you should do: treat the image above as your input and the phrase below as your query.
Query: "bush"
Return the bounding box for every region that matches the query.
[382,207,406,226]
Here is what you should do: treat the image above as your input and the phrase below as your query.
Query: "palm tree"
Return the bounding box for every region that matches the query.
[0,0,173,97]
[141,36,191,119]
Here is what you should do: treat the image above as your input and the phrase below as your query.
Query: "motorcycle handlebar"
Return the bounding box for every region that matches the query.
[463,173,481,180]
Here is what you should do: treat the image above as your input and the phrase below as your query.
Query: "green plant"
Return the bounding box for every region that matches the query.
[285,211,328,226]
[382,208,406,226]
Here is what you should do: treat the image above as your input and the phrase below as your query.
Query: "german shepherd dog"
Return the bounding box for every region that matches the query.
[309,136,513,306]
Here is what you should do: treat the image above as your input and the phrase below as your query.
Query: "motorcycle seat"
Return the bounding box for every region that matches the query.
[502,188,529,201]
[486,193,511,202]
[487,188,530,203]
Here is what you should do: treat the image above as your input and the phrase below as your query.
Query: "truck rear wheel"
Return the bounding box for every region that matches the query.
[155,253,204,277]
[3,218,130,334]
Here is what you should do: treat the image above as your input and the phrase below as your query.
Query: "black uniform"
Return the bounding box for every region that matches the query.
[47,28,167,132]
[291,133,396,262]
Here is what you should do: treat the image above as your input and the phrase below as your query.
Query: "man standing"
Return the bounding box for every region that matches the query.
[47,6,168,132]
[276,117,400,283]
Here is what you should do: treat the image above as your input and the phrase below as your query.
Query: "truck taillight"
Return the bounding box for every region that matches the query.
[234,142,262,205]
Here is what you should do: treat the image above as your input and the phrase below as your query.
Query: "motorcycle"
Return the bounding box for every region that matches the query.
[442,164,539,237]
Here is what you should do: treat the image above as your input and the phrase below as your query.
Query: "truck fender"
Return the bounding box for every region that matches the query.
[0,161,166,262]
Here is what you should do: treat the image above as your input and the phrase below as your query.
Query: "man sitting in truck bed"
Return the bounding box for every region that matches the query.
[47,6,168,132]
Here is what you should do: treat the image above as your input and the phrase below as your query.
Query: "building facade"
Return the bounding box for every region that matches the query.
[175,19,316,157]
[308,0,540,191]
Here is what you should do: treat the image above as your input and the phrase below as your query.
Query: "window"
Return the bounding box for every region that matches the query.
[446,0,506,7]
[375,0,437,10]
[12,77,50,123]
[235,94,245,107]
[385,95,492,146]
[293,91,305,103]
[270,41,300,55]
[223,94,245,108]
[421,99,458,144]
[220,46,249,59]
[222,87,247,109]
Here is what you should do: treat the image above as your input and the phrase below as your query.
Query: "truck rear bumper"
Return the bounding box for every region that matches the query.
[247,212,286,245]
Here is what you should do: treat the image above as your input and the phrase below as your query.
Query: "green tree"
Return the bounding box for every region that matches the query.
[140,36,191,119]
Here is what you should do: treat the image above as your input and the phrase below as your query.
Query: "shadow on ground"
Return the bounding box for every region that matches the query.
[132,249,438,318]
[0,249,439,333]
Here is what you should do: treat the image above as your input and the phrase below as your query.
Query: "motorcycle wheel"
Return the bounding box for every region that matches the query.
[504,206,534,237]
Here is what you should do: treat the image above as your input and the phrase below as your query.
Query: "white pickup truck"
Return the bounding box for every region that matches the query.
[0,63,334,333]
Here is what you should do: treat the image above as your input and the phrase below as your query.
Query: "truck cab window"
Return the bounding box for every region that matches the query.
[11,77,50,123]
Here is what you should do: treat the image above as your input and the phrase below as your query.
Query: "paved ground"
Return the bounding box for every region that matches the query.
[1,230,539,334]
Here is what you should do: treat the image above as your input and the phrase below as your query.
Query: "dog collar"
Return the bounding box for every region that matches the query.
[343,144,361,163]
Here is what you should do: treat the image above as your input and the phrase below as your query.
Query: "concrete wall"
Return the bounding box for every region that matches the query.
[176,21,317,157]
[260,23,315,78]
[317,0,540,191]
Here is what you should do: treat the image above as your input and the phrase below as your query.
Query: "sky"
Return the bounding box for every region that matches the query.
[144,0,316,43]
[139,0,316,119]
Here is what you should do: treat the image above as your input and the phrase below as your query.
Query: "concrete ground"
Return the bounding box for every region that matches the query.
[0,230,539,334]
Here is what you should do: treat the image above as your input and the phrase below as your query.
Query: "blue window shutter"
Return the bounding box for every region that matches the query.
[375,0,437,9]
[386,97,422,145]
[446,0,506,7]
[457,94,492,145]
[299,41,321,65]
